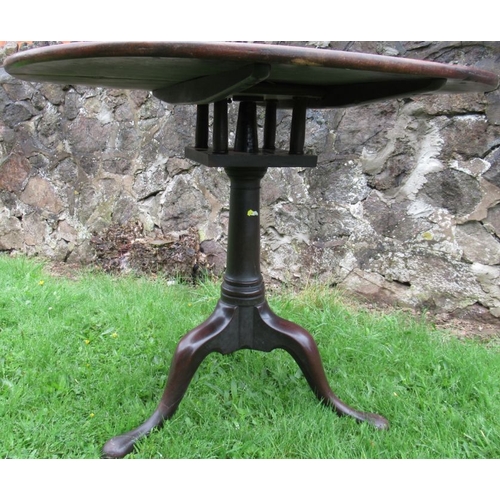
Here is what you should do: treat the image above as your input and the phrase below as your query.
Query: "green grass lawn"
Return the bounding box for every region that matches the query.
[0,255,499,459]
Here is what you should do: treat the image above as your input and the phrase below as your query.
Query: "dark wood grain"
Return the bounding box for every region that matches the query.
[4,42,498,108]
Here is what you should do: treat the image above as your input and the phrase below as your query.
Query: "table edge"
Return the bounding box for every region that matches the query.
[4,41,499,92]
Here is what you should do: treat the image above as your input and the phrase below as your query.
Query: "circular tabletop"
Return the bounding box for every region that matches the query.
[4,42,499,108]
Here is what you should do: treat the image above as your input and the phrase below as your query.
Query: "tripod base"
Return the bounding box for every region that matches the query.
[102,99,388,459]
[102,299,389,458]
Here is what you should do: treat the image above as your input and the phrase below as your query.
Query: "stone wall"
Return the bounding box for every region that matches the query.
[1,41,500,321]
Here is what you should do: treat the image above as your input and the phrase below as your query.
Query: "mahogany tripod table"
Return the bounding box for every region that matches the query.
[5,42,498,458]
